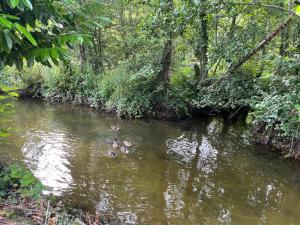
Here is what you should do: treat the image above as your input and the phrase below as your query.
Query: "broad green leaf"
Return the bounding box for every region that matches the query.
[8,92,19,98]
[0,17,13,28]
[15,23,37,46]
[0,14,20,20]
[296,5,300,16]
[27,56,34,68]
[21,0,33,10]
[40,48,50,61]
[50,47,59,59]
[3,31,12,50]
[15,58,23,71]
[10,0,20,8]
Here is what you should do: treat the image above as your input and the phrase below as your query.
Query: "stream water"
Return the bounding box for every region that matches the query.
[1,100,300,225]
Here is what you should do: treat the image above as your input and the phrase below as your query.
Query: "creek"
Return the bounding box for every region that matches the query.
[1,100,300,225]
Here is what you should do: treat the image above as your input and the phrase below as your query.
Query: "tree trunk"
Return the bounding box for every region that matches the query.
[280,1,293,56]
[228,16,293,74]
[159,40,173,84]
[159,0,173,85]
[79,44,86,72]
[194,0,208,81]
[119,4,130,60]
[92,28,104,73]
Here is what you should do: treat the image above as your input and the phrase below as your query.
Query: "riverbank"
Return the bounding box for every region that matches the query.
[0,164,105,225]
[1,62,299,159]
[17,85,300,160]
[0,164,69,225]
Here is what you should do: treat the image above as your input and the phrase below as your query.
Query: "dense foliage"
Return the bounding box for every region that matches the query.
[1,0,300,155]
[0,164,42,199]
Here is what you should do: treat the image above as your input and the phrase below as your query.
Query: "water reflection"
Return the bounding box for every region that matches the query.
[21,130,73,195]
[197,137,218,175]
[1,101,300,225]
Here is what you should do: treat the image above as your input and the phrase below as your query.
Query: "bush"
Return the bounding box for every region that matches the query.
[250,74,300,139]
[98,66,128,102]
[1,64,47,89]
[163,66,197,117]
[104,65,160,118]
[192,71,258,112]
[0,164,43,200]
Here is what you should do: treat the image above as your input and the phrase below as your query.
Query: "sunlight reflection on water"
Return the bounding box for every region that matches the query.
[21,130,73,195]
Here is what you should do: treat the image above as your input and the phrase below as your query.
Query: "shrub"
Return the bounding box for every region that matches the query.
[104,65,159,118]
[0,164,43,200]
[98,66,128,102]
[250,74,300,139]
[192,71,258,112]
[163,66,197,117]
[1,64,47,89]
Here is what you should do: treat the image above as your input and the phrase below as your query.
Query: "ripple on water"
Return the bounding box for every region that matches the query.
[21,130,73,195]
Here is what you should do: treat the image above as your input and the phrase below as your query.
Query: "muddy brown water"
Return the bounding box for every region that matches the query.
[1,100,300,225]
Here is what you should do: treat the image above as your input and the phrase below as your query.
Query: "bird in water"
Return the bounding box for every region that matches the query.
[112,140,119,149]
[123,141,132,148]
[111,125,120,132]
[108,150,116,158]
[120,146,129,154]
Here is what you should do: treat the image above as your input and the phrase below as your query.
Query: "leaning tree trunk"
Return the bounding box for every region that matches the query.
[228,16,294,74]
[194,0,208,81]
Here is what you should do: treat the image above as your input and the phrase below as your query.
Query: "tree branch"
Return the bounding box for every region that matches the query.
[226,2,296,15]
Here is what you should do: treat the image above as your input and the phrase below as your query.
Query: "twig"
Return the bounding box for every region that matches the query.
[44,200,50,225]
[225,2,297,15]
[228,106,243,120]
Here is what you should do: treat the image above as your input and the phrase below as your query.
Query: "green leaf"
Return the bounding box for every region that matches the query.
[27,56,34,68]
[15,58,24,71]
[3,31,12,50]
[10,0,20,8]
[296,5,300,16]
[15,23,37,46]
[0,14,20,20]
[40,48,50,61]
[21,0,33,10]
[0,16,13,28]
[50,47,59,59]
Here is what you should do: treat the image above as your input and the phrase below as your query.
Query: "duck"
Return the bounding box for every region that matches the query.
[105,138,113,145]
[123,141,133,148]
[108,150,116,158]
[120,146,129,154]
[111,125,120,132]
[112,140,119,149]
